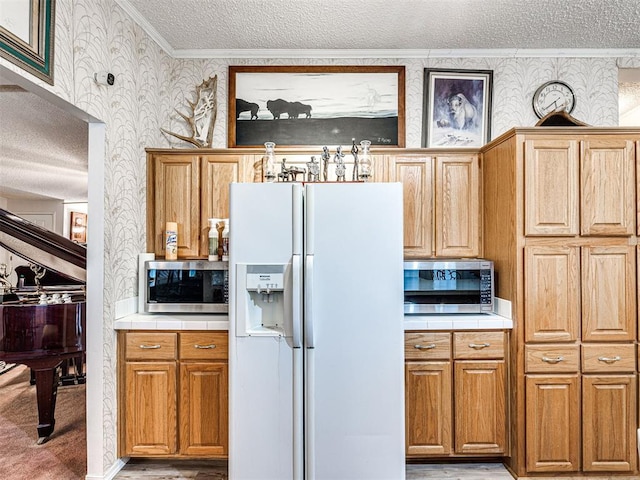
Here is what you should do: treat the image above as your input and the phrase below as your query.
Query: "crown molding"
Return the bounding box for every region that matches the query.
[114,0,175,56]
[173,48,640,59]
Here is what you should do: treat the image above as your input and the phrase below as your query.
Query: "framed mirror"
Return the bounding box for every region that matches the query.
[0,0,55,85]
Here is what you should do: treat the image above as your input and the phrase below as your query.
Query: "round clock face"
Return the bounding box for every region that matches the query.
[532,81,576,118]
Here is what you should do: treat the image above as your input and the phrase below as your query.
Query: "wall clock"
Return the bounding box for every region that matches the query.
[532,80,576,119]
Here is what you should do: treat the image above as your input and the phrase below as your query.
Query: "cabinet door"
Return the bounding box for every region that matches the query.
[524,246,580,342]
[435,155,480,257]
[200,155,252,257]
[405,361,452,455]
[582,375,637,472]
[124,361,177,455]
[152,154,200,257]
[180,362,228,456]
[524,139,579,236]
[525,375,580,473]
[582,245,636,342]
[581,139,635,236]
[389,155,433,258]
[454,360,506,454]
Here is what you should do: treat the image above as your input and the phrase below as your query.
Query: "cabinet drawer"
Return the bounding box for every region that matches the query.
[179,332,228,360]
[404,332,451,360]
[582,344,636,373]
[453,331,505,359]
[124,332,177,360]
[525,344,580,373]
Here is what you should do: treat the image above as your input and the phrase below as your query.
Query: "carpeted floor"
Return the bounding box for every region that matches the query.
[0,364,86,480]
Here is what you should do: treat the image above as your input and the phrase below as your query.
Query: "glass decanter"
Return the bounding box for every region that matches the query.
[358,140,373,181]
[263,141,276,182]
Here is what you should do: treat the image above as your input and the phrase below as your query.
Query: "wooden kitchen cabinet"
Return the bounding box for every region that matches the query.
[482,126,640,478]
[405,331,507,459]
[119,331,228,458]
[389,153,480,258]
[524,245,580,342]
[581,245,636,342]
[525,374,581,473]
[147,150,254,258]
[524,137,635,237]
[404,332,452,455]
[435,155,480,257]
[582,374,637,472]
[389,155,434,258]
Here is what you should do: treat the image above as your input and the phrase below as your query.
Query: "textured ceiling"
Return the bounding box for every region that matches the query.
[0,85,88,202]
[2,0,640,204]
[122,0,640,52]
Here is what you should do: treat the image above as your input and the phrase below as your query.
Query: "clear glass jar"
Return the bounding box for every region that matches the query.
[358,140,373,181]
[263,141,276,182]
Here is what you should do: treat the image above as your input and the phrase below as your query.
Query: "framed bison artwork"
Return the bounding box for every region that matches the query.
[228,65,405,147]
[422,68,493,148]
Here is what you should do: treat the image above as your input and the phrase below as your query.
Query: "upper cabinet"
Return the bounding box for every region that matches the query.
[389,153,481,258]
[147,150,255,258]
[147,148,481,259]
[524,137,636,236]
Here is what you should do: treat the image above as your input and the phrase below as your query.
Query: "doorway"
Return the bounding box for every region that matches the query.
[0,63,105,479]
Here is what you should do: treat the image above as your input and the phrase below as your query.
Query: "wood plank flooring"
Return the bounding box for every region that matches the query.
[114,460,515,479]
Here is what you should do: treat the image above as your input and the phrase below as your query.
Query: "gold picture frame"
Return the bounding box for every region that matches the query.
[0,0,55,85]
[228,65,405,148]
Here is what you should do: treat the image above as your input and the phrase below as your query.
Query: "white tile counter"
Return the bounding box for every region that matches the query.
[114,313,229,330]
[404,312,512,331]
[404,297,513,331]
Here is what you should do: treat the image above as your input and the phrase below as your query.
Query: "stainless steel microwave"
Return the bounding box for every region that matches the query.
[143,260,229,313]
[404,259,494,314]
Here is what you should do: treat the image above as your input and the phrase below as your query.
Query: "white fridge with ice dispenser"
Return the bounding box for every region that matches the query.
[229,181,405,480]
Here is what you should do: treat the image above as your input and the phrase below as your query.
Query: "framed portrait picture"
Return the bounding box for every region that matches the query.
[422,68,493,148]
[228,65,405,147]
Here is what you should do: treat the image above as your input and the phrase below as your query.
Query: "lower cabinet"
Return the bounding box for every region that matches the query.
[119,331,228,458]
[524,343,637,474]
[405,331,508,458]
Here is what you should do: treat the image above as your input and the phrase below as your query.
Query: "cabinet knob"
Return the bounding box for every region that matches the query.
[414,344,436,350]
[541,355,564,364]
[139,344,161,349]
[469,342,490,349]
[194,344,217,349]
[598,355,621,364]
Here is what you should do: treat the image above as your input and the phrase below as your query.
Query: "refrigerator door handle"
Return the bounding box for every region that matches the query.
[292,254,302,348]
[304,254,315,348]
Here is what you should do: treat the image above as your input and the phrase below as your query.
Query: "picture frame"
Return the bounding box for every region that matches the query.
[422,68,493,148]
[228,65,405,148]
[0,0,55,85]
[70,211,87,244]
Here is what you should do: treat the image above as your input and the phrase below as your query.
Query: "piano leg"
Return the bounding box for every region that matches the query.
[31,362,62,444]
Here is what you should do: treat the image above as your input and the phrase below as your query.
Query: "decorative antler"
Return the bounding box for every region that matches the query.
[161,75,218,148]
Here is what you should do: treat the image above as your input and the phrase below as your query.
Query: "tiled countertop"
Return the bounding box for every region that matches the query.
[114,298,512,331]
[404,312,512,331]
[113,313,229,330]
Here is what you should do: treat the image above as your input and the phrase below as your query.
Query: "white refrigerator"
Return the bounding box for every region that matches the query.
[229,182,405,480]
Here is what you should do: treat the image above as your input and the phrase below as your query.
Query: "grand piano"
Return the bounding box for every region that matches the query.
[0,208,86,444]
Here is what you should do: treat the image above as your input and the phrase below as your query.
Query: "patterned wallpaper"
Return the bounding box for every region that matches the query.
[165,56,623,150]
[0,0,638,476]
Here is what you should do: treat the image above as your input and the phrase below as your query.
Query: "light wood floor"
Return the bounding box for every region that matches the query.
[114,460,515,479]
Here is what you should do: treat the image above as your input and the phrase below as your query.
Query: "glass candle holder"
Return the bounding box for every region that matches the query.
[358,140,373,181]
[263,141,276,182]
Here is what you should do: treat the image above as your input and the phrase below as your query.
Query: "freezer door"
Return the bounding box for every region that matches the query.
[229,182,304,480]
[304,183,406,480]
